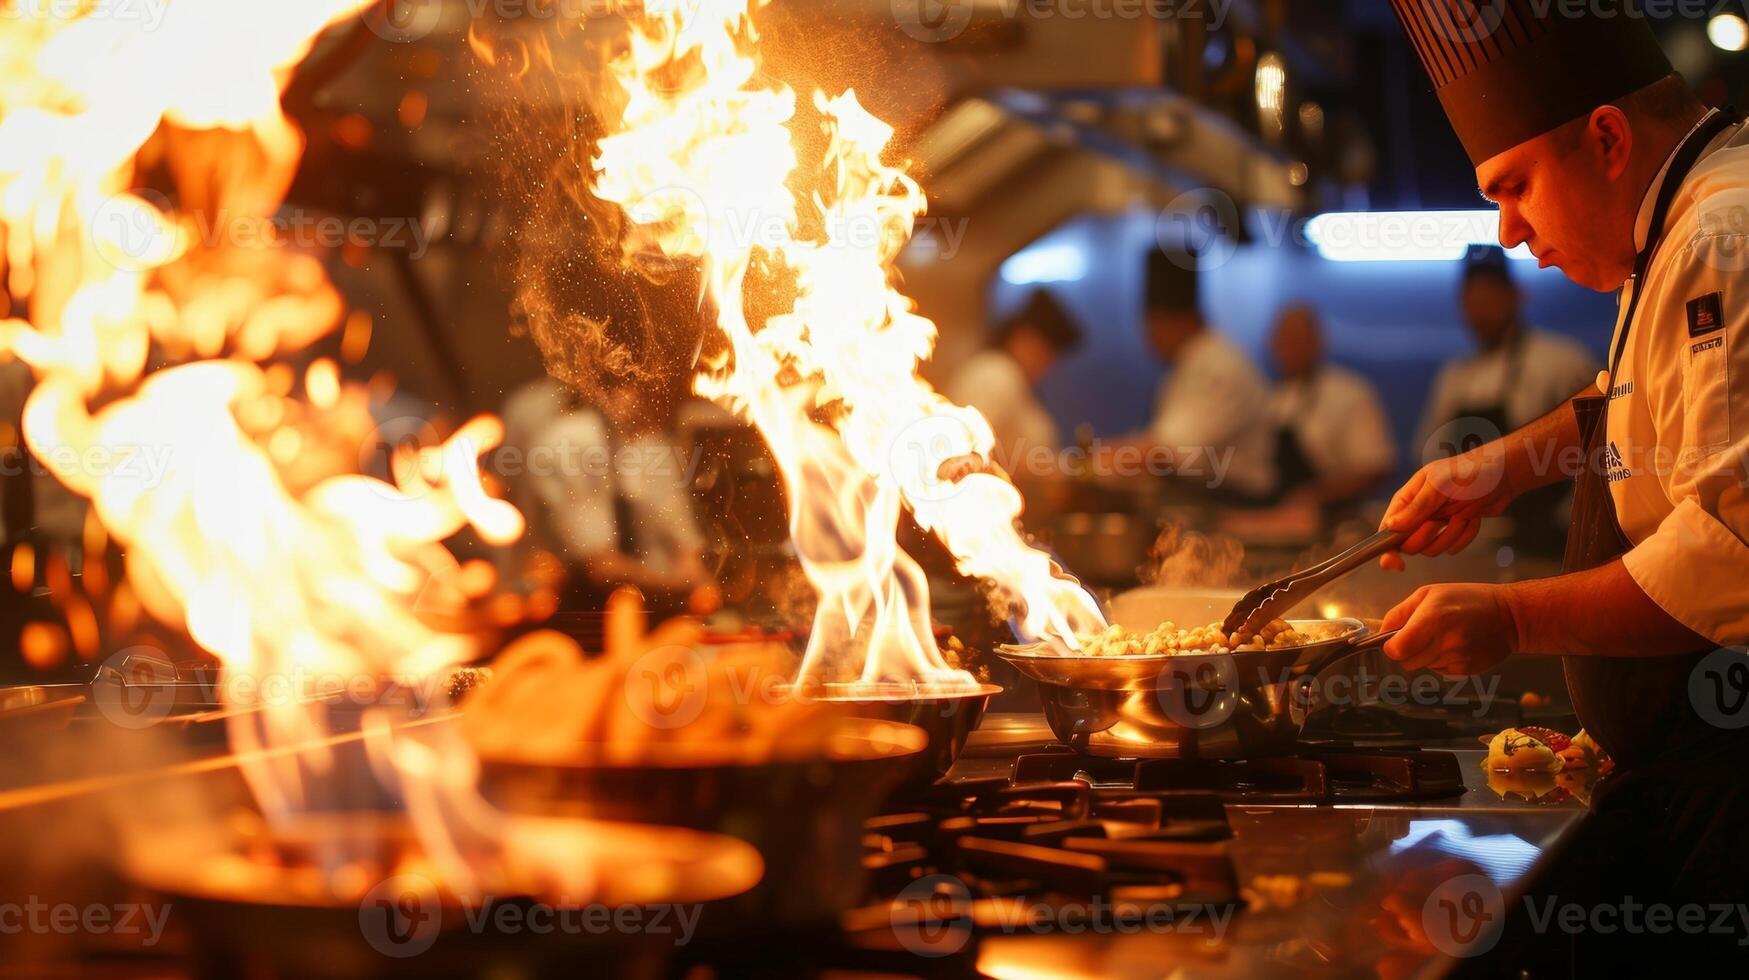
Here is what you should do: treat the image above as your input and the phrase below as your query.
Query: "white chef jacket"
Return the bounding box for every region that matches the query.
[945,348,1060,458]
[1151,331,1276,498]
[500,378,703,574]
[1418,329,1599,449]
[1606,110,1749,645]
[1265,365,1398,488]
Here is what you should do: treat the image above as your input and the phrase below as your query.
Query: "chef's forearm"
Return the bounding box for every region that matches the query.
[1497,391,1587,496]
[1501,560,1711,657]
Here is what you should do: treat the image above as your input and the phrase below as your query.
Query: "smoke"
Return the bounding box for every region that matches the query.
[1139,522,1247,589]
[470,16,707,418]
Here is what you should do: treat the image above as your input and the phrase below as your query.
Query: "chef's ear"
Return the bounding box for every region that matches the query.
[1585,105,1635,182]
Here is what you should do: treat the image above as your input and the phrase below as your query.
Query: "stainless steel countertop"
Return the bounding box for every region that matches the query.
[951,714,1587,980]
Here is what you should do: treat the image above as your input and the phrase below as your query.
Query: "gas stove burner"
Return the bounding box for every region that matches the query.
[841,775,1245,959]
[1009,745,1465,803]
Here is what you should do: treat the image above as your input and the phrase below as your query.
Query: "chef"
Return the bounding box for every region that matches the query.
[945,289,1082,460]
[1418,246,1599,451]
[1264,304,1397,513]
[1419,246,1598,555]
[1138,251,1275,501]
[1379,0,1749,960]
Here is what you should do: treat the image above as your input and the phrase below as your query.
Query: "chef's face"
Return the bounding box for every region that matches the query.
[1477,115,1638,292]
[1270,309,1322,379]
[1146,310,1200,364]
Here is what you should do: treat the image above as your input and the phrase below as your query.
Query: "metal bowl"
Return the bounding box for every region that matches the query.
[788,682,1001,790]
[477,716,926,928]
[996,619,1376,759]
[130,813,762,980]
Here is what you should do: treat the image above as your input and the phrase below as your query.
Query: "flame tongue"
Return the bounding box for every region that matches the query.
[590,1,1104,683]
[1,1,532,877]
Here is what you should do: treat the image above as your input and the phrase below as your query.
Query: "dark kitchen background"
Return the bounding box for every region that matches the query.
[259,0,1749,481]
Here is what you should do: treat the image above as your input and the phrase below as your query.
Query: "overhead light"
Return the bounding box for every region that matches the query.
[1255,52,1287,133]
[999,243,1087,285]
[1709,13,1748,52]
[1305,211,1535,263]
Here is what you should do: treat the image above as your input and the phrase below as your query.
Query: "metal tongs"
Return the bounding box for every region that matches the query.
[1221,528,1409,638]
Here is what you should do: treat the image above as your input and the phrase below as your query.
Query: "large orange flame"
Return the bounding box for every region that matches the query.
[0,2,524,862]
[589,1,1104,686]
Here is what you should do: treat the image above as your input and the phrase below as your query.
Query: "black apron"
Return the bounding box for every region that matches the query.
[1435,336,1568,555]
[1270,374,1321,497]
[1560,107,1743,769]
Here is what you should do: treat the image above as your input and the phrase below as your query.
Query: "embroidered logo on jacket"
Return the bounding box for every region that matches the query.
[1603,441,1633,484]
[1688,292,1725,337]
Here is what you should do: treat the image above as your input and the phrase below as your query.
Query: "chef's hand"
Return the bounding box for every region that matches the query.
[1380,584,1519,676]
[1377,447,1515,571]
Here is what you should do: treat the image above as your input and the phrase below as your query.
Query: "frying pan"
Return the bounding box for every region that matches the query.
[996,619,1398,759]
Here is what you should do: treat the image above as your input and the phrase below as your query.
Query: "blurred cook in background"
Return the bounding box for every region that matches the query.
[501,372,712,615]
[1136,250,1275,503]
[945,290,1082,500]
[1418,245,1599,555]
[1264,304,1396,518]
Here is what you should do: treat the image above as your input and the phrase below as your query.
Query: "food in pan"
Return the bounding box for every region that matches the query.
[463,589,842,765]
[1073,618,1352,657]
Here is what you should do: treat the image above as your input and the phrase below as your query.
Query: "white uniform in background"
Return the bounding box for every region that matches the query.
[945,348,1060,455]
[1605,112,1749,645]
[1150,331,1276,498]
[500,377,703,576]
[1265,366,1398,488]
[1418,329,1599,446]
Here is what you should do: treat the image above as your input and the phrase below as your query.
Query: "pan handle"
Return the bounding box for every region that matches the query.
[1300,627,1401,680]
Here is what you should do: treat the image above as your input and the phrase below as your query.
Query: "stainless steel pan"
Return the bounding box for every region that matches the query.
[996,619,1397,758]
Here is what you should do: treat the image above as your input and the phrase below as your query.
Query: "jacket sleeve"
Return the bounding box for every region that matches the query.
[1619,234,1749,645]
